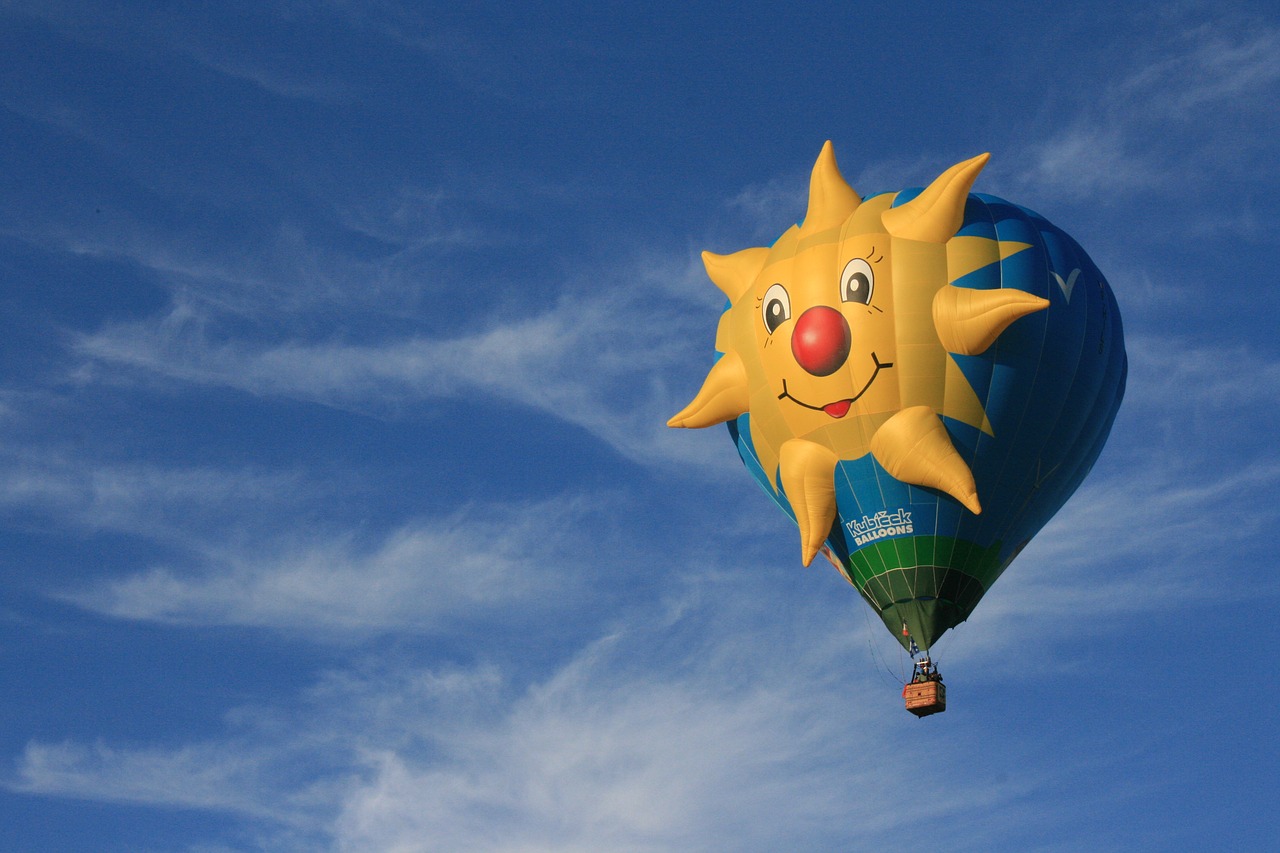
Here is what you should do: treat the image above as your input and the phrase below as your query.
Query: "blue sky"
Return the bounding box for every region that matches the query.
[1,1,1278,850]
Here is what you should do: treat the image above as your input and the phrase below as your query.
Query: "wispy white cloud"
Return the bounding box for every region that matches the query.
[179,43,358,106]
[11,740,301,824]
[10,211,469,327]
[1116,22,1280,114]
[62,498,593,634]
[332,185,486,252]
[329,661,889,852]
[1039,457,1280,570]
[725,172,807,244]
[0,434,609,635]
[1018,126,1162,202]
[0,449,305,543]
[71,246,726,469]
[10,319,1240,845]
[1,0,358,104]
[6,564,1178,852]
[1123,333,1280,414]
[1009,16,1280,201]
[312,0,607,110]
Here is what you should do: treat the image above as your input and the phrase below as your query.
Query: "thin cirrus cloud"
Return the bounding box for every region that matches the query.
[0,443,319,596]
[1117,22,1280,114]
[1125,333,1280,413]
[3,0,358,106]
[59,498,593,634]
[0,582,1031,852]
[0,433,605,635]
[70,250,723,468]
[1009,19,1279,202]
[7,569,1157,853]
[11,740,299,826]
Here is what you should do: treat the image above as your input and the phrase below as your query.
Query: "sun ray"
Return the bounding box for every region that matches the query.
[933,285,1050,355]
[870,406,981,513]
[802,140,861,233]
[779,438,839,566]
[666,350,749,428]
[882,153,990,243]
[702,248,769,301]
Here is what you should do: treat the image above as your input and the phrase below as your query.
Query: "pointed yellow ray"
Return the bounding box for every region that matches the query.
[779,438,839,566]
[702,248,769,301]
[801,140,861,234]
[882,153,989,244]
[667,350,749,428]
[933,285,1049,355]
[869,406,981,513]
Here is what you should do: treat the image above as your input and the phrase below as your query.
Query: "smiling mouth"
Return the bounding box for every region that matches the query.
[777,352,894,418]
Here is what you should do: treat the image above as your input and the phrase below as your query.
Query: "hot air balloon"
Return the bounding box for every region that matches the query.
[669,142,1126,716]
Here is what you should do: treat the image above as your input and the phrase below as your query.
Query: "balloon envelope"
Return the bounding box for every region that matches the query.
[672,144,1126,651]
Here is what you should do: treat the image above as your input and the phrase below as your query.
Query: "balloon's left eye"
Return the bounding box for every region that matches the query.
[840,258,874,305]
[762,283,791,334]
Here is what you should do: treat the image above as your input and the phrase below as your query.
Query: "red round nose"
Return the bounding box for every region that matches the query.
[791,306,850,377]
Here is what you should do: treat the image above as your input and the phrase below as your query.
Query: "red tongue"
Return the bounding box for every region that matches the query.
[823,400,851,418]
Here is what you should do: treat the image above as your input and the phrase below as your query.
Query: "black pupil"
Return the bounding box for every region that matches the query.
[847,273,867,298]
[767,300,785,325]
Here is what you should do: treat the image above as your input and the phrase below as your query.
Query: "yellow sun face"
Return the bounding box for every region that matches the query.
[738,218,904,476]
[670,142,1051,565]
[755,232,897,427]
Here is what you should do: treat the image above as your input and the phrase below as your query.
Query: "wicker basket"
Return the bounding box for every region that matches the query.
[903,680,947,717]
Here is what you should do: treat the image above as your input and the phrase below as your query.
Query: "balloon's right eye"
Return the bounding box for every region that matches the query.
[762,284,791,334]
[840,258,874,305]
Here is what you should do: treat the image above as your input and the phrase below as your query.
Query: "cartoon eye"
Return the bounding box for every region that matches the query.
[840,258,874,305]
[762,284,791,334]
